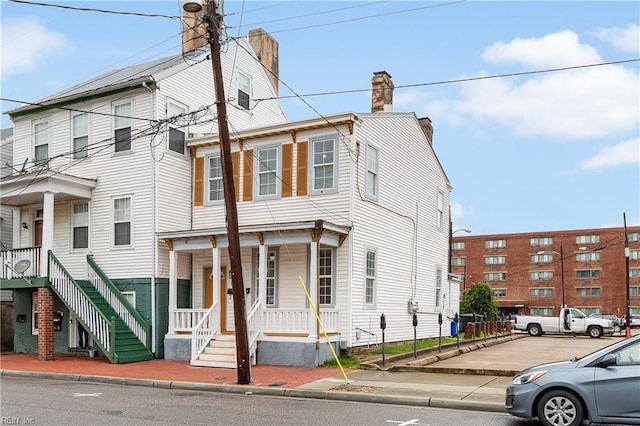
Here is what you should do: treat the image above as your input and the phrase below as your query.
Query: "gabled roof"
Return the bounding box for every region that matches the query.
[6,46,210,117]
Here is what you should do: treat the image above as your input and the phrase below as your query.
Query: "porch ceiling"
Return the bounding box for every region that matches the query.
[0,170,97,206]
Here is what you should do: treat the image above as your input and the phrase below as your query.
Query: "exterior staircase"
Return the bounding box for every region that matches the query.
[76,279,153,363]
[191,334,237,368]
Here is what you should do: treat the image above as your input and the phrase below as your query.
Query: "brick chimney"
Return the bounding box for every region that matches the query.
[371,71,393,113]
[181,1,208,54]
[418,117,434,145]
[248,28,279,95]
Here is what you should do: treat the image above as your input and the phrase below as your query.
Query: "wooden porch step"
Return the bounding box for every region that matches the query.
[193,335,238,369]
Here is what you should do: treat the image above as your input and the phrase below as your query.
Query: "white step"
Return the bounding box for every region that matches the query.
[193,335,238,369]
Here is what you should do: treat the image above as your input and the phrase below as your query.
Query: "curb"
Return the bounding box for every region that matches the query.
[1,369,505,413]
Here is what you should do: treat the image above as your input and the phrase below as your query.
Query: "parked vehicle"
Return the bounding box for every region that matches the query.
[513,308,616,338]
[589,314,622,332]
[506,333,640,426]
[621,314,640,329]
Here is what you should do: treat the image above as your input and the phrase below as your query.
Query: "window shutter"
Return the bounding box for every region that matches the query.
[282,144,293,197]
[232,151,240,202]
[243,149,253,201]
[194,156,204,206]
[297,142,308,196]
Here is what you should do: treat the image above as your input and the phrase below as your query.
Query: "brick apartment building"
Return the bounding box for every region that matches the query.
[451,226,640,318]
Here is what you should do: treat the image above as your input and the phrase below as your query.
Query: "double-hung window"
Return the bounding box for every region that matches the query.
[435,268,443,308]
[72,202,89,249]
[238,72,251,110]
[207,154,224,202]
[72,113,89,159]
[311,136,337,194]
[254,249,278,306]
[256,146,279,198]
[365,144,379,200]
[436,191,444,230]
[113,197,131,246]
[34,120,49,165]
[114,102,132,152]
[365,249,377,307]
[167,102,186,154]
[319,248,334,306]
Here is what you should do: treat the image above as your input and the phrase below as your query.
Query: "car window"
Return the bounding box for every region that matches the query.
[613,341,640,365]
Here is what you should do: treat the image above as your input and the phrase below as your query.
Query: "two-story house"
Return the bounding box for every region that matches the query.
[158,71,455,367]
[0,17,287,362]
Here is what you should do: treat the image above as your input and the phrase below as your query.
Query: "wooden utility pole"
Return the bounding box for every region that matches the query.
[203,0,251,384]
[624,212,631,338]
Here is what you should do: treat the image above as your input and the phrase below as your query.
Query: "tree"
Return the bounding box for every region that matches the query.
[460,282,498,317]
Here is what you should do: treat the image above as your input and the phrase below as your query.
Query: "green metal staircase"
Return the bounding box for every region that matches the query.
[76,280,153,363]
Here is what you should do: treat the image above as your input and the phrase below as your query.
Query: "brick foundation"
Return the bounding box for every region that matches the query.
[37,287,54,361]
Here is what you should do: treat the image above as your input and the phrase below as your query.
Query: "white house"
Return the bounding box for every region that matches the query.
[159,71,456,367]
[0,17,287,361]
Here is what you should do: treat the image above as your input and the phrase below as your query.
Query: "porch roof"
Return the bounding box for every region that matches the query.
[0,170,97,206]
[158,220,351,251]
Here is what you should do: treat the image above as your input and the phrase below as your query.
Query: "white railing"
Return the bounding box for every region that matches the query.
[1,247,41,279]
[87,259,149,348]
[247,299,263,356]
[174,308,209,332]
[319,309,340,333]
[191,303,220,362]
[49,254,111,353]
[262,308,340,334]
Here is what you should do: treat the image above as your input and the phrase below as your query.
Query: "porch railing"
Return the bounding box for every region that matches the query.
[262,308,339,334]
[86,255,151,350]
[174,308,208,333]
[1,247,41,279]
[247,299,262,357]
[48,251,113,355]
[191,303,220,362]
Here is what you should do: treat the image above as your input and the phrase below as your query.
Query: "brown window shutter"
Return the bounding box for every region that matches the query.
[194,156,204,206]
[282,144,293,197]
[297,142,308,196]
[243,149,253,201]
[231,151,240,202]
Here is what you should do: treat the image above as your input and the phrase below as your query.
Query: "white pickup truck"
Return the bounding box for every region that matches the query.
[513,307,616,338]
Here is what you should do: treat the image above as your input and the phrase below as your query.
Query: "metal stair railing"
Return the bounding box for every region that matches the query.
[86,255,151,350]
[191,302,220,363]
[48,251,113,356]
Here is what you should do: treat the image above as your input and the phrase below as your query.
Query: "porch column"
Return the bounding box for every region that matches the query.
[41,191,55,273]
[309,238,319,340]
[168,248,177,333]
[12,208,20,248]
[212,246,221,307]
[258,244,266,306]
[37,287,54,361]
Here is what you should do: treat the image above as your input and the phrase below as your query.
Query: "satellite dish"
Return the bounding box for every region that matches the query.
[13,259,31,274]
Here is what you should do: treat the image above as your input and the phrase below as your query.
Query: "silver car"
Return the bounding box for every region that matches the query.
[506,333,640,426]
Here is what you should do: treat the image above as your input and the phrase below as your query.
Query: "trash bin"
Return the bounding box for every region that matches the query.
[450,320,458,336]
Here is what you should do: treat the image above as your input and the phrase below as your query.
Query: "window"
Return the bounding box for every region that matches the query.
[310,136,337,193]
[113,197,131,246]
[167,102,186,154]
[629,232,639,242]
[256,146,279,198]
[436,191,444,231]
[579,307,600,316]
[32,292,39,335]
[237,72,251,110]
[530,237,553,246]
[365,144,379,200]
[121,290,136,308]
[207,154,224,202]
[630,250,640,260]
[530,271,553,280]
[576,269,600,279]
[114,102,132,152]
[630,286,640,296]
[451,241,465,250]
[485,255,506,265]
[530,288,553,297]
[575,287,601,296]
[319,248,334,306]
[530,254,553,263]
[485,272,506,281]
[72,202,89,249]
[72,113,89,159]
[253,249,278,306]
[630,268,640,278]
[576,252,600,262]
[530,307,554,316]
[485,239,506,249]
[34,120,49,165]
[493,288,506,297]
[451,257,466,267]
[365,249,377,306]
[576,234,600,244]
[435,268,442,308]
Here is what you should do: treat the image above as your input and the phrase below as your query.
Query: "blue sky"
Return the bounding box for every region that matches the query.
[1,1,639,235]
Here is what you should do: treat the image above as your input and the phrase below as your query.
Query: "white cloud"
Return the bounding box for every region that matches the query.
[450,201,475,230]
[579,138,640,170]
[591,24,640,54]
[1,17,69,80]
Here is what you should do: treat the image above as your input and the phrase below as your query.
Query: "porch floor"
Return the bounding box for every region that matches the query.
[0,353,342,388]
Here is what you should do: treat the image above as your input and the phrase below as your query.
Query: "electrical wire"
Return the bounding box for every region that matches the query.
[8,0,180,19]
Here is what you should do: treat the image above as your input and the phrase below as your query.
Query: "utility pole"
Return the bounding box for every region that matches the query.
[186,0,250,384]
[624,212,631,338]
[559,245,565,308]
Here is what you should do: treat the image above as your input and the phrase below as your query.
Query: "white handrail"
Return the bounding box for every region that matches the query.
[191,303,219,362]
[247,299,262,356]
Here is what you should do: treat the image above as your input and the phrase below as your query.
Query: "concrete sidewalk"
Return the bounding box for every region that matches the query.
[0,332,631,413]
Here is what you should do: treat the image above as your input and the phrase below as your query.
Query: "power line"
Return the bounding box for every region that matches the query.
[8,0,180,19]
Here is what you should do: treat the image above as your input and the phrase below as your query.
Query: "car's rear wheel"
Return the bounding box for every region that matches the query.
[536,390,584,426]
[527,323,542,336]
[588,326,603,338]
